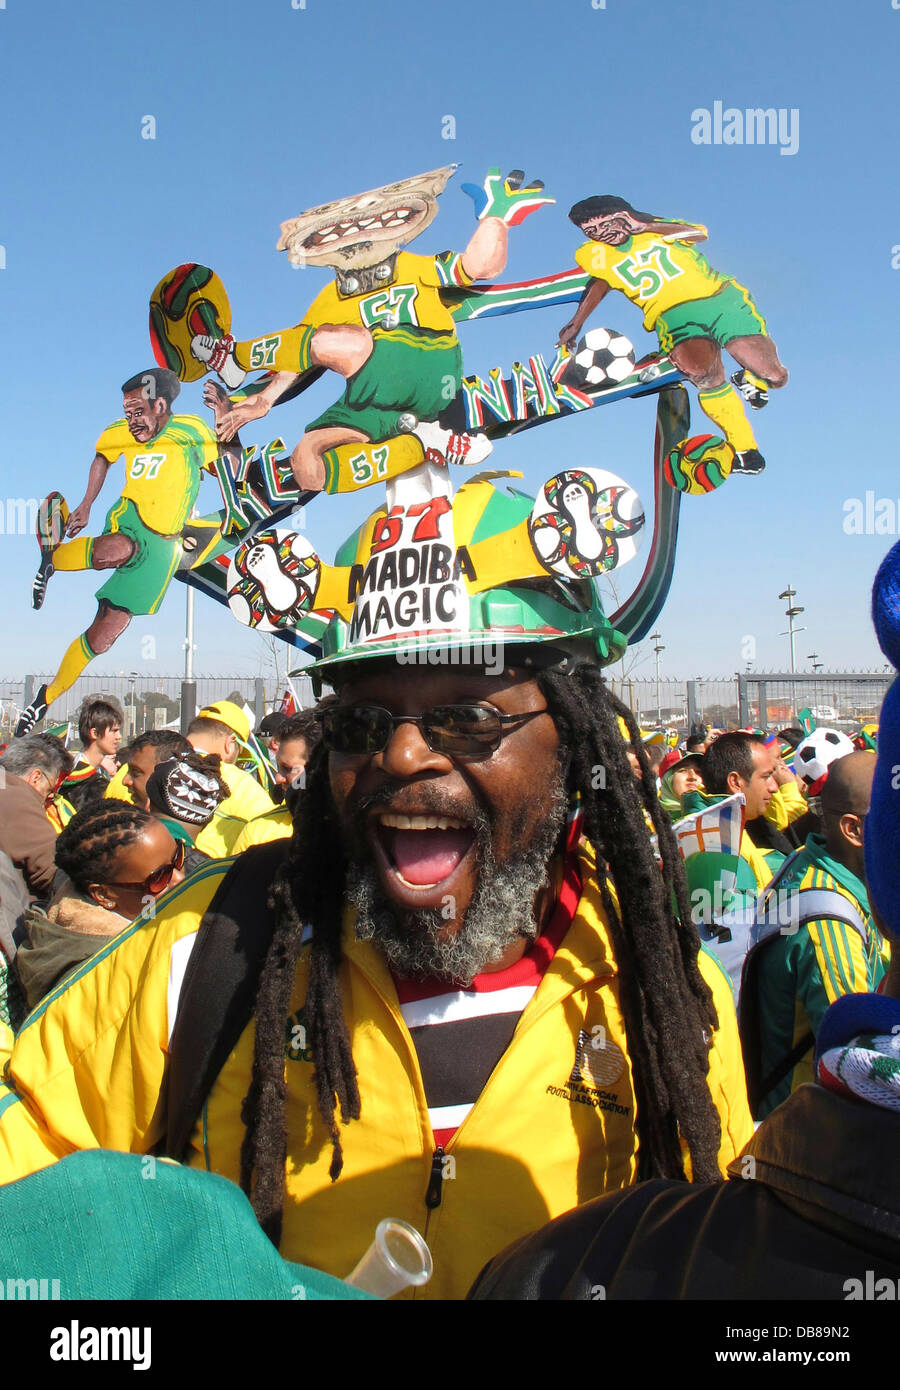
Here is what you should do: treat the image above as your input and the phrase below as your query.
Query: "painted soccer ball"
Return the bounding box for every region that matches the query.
[528,467,644,578]
[563,328,636,392]
[226,530,320,632]
[663,434,735,494]
[149,263,232,383]
[793,728,855,792]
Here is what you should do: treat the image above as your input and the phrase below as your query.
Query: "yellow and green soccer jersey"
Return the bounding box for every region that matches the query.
[302,251,470,337]
[755,834,883,1116]
[575,231,731,330]
[95,414,219,536]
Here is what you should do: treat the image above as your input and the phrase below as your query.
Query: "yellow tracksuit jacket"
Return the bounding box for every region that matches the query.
[230,805,293,853]
[0,845,752,1299]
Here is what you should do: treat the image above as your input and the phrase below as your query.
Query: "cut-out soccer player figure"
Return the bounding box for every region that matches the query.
[16,369,237,736]
[190,165,553,496]
[559,196,788,476]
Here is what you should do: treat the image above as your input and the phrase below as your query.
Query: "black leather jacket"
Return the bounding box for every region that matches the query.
[469,1084,900,1299]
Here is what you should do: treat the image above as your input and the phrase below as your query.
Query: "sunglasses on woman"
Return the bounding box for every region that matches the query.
[110,839,186,897]
[317,703,546,758]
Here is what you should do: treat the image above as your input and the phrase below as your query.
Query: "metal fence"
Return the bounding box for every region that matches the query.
[0,672,317,740]
[608,673,892,732]
[1,669,891,742]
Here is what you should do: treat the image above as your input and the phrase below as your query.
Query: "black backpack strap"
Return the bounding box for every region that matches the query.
[755,1029,815,1105]
[160,839,292,1161]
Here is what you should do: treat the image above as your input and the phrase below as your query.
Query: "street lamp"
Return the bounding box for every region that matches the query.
[650,631,665,726]
[778,586,806,719]
[128,672,138,738]
[808,653,823,674]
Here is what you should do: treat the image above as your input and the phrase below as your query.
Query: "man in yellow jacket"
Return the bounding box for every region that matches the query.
[187,700,275,824]
[0,485,753,1300]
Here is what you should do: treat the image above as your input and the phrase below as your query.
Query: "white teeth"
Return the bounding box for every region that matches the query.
[359,217,378,228]
[319,232,340,242]
[378,813,467,830]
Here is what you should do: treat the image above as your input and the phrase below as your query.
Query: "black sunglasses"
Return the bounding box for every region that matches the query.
[109,839,186,896]
[318,703,547,757]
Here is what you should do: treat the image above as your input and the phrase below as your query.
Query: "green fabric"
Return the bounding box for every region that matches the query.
[755,835,884,1119]
[801,833,870,912]
[683,847,757,910]
[155,814,195,846]
[308,330,463,441]
[658,768,683,818]
[95,498,181,616]
[0,1149,370,1300]
[655,281,767,353]
[680,788,726,814]
[16,908,111,1013]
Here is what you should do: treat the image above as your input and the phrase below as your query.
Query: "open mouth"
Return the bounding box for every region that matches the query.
[370,810,477,903]
[304,205,420,248]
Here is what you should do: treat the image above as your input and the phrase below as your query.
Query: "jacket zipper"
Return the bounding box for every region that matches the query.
[425,1146,445,1209]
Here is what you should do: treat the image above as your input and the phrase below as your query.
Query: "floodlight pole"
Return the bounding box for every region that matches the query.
[778,586,806,719]
[651,631,664,725]
[181,583,197,734]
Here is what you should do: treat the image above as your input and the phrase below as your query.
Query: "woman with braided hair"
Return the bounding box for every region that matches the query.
[16,801,186,1011]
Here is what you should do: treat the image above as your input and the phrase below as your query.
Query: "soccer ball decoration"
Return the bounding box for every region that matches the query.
[793,728,855,794]
[529,467,645,578]
[226,530,321,632]
[562,328,636,392]
[149,263,232,382]
[663,434,735,495]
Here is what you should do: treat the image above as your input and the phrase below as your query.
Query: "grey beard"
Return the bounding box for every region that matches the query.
[347,778,568,986]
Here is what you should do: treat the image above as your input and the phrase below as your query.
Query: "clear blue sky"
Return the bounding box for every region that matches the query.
[1,0,897,686]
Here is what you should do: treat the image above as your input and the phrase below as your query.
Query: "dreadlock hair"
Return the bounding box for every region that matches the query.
[239,737,360,1244]
[55,801,154,895]
[238,665,723,1246]
[536,665,722,1185]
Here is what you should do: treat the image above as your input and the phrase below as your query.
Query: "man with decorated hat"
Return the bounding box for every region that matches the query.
[0,467,752,1300]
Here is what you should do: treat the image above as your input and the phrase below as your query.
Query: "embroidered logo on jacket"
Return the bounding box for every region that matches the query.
[545,1027,631,1115]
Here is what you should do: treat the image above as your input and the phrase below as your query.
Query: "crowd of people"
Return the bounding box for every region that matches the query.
[0,547,897,1305]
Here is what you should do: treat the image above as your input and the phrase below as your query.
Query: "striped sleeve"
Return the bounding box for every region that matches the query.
[793,870,874,1034]
[806,917,872,1009]
[434,251,474,289]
